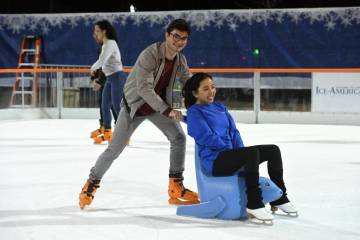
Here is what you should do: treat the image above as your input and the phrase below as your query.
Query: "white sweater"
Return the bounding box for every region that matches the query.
[91,39,123,76]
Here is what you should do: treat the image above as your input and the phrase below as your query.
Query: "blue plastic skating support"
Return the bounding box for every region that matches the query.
[177,144,283,220]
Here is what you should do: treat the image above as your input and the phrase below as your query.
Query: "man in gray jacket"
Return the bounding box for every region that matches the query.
[79,19,199,209]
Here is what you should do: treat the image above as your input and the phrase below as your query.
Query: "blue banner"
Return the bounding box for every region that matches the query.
[1,8,359,69]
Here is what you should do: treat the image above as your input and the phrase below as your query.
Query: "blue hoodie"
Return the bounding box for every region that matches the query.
[187,102,244,175]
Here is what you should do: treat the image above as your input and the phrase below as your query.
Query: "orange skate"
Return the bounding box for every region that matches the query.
[90,126,104,139]
[79,179,100,210]
[94,129,112,144]
[168,177,199,205]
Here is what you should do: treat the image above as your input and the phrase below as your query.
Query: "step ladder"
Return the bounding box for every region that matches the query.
[10,35,42,107]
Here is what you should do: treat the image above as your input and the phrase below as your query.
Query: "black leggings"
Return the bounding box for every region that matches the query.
[212,144,289,209]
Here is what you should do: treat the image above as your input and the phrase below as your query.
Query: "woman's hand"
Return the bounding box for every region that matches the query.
[90,69,97,77]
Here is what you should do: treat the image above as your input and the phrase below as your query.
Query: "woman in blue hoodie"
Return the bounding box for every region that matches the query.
[182,72,297,221]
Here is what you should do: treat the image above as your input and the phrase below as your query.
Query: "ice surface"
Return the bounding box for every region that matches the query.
[1,119,360,240]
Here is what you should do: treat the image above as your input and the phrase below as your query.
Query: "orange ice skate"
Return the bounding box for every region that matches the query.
[79,179,100,210]
[90,126,104,139]
[94,129,112,144]
[168,177,199,205]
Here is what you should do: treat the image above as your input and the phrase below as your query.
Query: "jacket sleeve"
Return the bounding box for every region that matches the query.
[225,109,244,148]
[187,108,227,149]
[177,55,191,86]
[135,49,170,114]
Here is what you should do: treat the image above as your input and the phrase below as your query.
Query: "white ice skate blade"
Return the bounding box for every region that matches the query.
[248,213,274,225]
[271,205,299,217]
[247,208,274,225]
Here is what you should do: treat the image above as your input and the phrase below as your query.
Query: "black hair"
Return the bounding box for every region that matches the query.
[166,18,191,35]
[182,72,213,109]
[95,20,119,45]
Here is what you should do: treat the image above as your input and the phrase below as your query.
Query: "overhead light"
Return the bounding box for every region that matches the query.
[130,4,136,13]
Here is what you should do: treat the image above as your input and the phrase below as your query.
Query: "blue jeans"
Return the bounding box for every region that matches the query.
[98,86,118,126]
[101,71,126,129]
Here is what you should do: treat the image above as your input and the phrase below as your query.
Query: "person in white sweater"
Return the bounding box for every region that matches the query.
[90,20,127,144]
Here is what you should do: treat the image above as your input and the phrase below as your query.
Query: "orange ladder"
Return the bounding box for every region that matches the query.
[10,35,42,107]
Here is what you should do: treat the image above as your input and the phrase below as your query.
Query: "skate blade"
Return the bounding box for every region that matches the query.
[94,139,111,144]
[79,202,86,210]
[168,197,200,205]
[271,206,298,217]
[248,213,274,225]
[94,136,105,144]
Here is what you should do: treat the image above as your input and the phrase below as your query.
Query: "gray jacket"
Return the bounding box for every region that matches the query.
[123,42,191,118]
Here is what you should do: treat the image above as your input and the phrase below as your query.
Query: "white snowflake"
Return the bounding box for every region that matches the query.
[9,16,26,34]
[307,12,322,24]
[213,12,226,29]
[187,11,211,31]
[47,16,63,27]
[147,15,162,27]
[325,21,336,30]
[276,15,283,24]
[289,12,302,24]
[69,17,79,28]
[40,23,50,35]
[228,22,238,32]
[243,12,253,25]
[83,15,92,27]
[29,22,37,31]
[107,14,118,25]
[341,17,352,27]
[119,16,127,26]
[214,20,224,29]
[131,15,143,27]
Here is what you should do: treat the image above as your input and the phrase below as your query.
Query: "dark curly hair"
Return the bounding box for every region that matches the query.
[95,20,119,45]
[182,72,213,109]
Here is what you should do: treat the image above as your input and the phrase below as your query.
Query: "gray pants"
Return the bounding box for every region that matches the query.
[89,107,186,180]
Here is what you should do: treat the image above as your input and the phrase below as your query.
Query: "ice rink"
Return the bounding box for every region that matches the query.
[1,119,360,240]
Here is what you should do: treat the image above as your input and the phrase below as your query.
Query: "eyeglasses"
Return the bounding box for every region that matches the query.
[170,32,189,42]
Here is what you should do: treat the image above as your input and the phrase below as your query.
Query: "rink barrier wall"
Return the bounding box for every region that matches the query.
[1,108,359,126]
[0,67,360,125]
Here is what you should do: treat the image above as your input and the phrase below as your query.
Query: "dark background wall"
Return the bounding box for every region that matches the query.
[2,0,360,13]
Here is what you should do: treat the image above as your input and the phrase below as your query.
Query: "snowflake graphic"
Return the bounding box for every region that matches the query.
[290,13,302,24]
[29,23,37,31]
[276,15,283,24]
[341,17,352,27]
[228,22,238,32]
[325,21,336,30]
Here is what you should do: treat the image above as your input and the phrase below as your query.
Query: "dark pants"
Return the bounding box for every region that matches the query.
[98,87,118,127]
[212,144,289,209]
[101,71,126,129]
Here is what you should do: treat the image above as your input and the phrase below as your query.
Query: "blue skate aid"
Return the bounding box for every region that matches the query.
[177,144,283,220]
